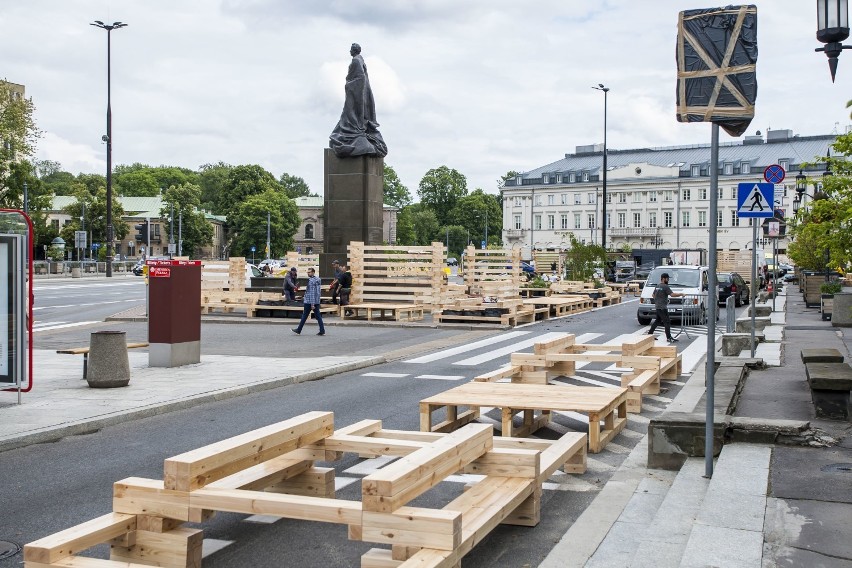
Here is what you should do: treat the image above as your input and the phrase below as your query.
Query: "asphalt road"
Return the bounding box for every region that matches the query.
[4,286,741,567]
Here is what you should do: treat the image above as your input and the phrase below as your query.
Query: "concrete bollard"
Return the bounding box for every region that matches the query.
[721,333,760,356]
[87,331,131,388]
[748,305,772,317]
[735,316,772,333]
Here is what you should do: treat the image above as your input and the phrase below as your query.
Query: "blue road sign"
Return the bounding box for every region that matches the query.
[763,164,785,184]
[250,245,256,252]
[481,240,486,249]
[737,183,774,218]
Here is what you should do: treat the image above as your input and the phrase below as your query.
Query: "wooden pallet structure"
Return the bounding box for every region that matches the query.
[200,290,258,315]
[24,411,587,568]
[461,246,521,289]
[284,251,320,279]
[345,242,442,322]
[521,296,596,320]
[435,296,535,326]
[474,333,682,414]
[248,291,340,319]
[201,257,245,292]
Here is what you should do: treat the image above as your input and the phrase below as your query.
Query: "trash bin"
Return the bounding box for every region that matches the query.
[87,330,130,388]
[71,267,82,278]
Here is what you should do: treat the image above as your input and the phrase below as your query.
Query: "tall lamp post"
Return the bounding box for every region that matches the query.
[592,84,609,250]
[815,0,851,82]
[91,19,127,277]
[475,209,488,248]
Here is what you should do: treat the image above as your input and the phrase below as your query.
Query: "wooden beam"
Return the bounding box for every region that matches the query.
[362,508,461,551]
[24,513,136,564]
[189,487,361,525]
[113,477,191,521]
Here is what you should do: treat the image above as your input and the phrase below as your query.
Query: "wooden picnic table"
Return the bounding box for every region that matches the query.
[420,382,628,453]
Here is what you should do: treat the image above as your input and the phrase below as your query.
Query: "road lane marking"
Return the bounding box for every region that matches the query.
[33,321,101,332]
[415,374,466,381]
[404,331,530,363]
[361,372,409,378]
[33,299,140,311]
[453,331,571,366]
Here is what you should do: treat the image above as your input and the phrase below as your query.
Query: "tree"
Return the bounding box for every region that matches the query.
[159,183,213,259]
[279,172,313,199]
[440,225,469,258]
[409,206,440,246]
[74,173,107,197]
[217,164,281,221]
[198,162,232,213]
[229,190,301,259]
[59,186,127,255]
[0,80,40,191]
[498,170,521,187]
[114,164,200,197]
[40,168,77,196]
[563,233,607,281]
[3,160,53,249]
[395,206,415,245]
[417,166,468,225]
[448,189,502,247]
[383,164,412,208]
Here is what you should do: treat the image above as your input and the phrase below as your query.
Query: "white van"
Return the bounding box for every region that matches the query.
[636,265,717,325]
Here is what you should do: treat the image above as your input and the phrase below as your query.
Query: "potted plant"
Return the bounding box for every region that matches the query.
[821,281,842,320]
[588,278,605,299]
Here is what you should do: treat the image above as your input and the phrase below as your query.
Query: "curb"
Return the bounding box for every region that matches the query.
[0,356,385,454]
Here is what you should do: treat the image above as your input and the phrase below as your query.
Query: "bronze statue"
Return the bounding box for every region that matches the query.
[329,43,388,158]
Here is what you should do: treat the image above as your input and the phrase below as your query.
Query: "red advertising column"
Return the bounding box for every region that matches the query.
[147,259,201,367]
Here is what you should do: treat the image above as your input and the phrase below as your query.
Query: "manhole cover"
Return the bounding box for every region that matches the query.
[820,463,852,473]
[0,540,21,560]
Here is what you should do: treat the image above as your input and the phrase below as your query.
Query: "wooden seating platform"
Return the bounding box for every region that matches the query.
[420,382,627,453]
[24,411,587,568]
[522,296,595,319]
[200,291,258,315]
[341,303,425,322]
[248,301,339,319]
[436,297,535,327]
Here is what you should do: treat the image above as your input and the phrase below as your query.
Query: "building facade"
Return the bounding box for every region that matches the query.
[500,129,836,259]
[292,196,399,254]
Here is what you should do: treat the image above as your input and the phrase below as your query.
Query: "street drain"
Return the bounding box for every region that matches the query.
[0,540,21,559]
[821,463,852,473]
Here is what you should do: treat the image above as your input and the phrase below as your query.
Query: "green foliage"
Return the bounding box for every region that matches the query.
[74,173,107,197]
[217,165,281,221]
[198,162,232,213]
[528,275,550,288]
[441,225,469,258]
[0,81,40,188]
[59,186,127,249]
[499,170,520,187]
[821,281,842,295]
[159,183,213,259]
[383,164,412,208]
[564,233,607,282]
[447,189,502,247]
[418,166,468,226]
[3,160,53,245]
[279,172,312,199]
[407,204,440,246]
[114,164,200,197]
[229,190,300,258]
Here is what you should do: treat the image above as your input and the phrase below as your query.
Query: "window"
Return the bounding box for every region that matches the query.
[682,211,690,227]
[724,163,733,175]
[305,224,314,239]
[741,162,750,174]
[587,192,595,204]
[514,196,522,206]
[574,213,581,229]
[718,187,724,200]
[633,212,641,228]
[618,193,627,203]
[555,173,562,183]
[664,212,673,228]
[717,210,723,227]
[547,194,554,205]
[516,176,522,185]
[699,188,707,200]
[574,193,582,205]
[779,159,789,171]
[582,171,589,182]
[682,188,691,201]
[561,214,568,229]
[606,193,612,204]
[633,192,642,203]
[542,175,549,185]
[732,186,738,200]
[649,191,657,203]
[547,214,555,230]
[664,190,673,202]
[561,193,568,204]
[605,213,611,228]
[514,215,522,230]
[569,172,576,183]
[618,213,626,228]
[535,195,542,206]
[649,212,657,228]
[534,215,542,230]
[587,214,595,229]
[698,211,707,227]
[153,225,161,237]
[51,219,60,231]
[691,165,700,176]
[731,210,740,227]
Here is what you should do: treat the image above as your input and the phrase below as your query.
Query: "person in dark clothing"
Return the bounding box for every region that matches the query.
[337,263,353,316]
[647,272,684,343]
[283,267,299,301]
[329,260,343,304]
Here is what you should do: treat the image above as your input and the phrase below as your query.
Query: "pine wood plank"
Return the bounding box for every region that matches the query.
[24,513,136,564]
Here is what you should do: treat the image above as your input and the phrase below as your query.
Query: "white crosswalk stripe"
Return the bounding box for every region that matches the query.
[361,372,409,378]
[416,374,466,381]
[404,331,530,363]
[33,321,100,332]
[453,331,570,366]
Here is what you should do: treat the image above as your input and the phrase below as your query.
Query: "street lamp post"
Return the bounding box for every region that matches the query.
[91,19,127,277]
[592,84,609,250]
[816,0,851,81]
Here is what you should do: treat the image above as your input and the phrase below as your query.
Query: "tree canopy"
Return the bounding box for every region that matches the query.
[383,164,412,208]
[417,166,468,226]
[279,172,313,199]
[217,164,281,221]
[228,189,301,259]
[159,183,213,259]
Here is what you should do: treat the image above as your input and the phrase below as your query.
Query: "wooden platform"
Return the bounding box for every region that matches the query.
[420,382,628,453]
[24,412,587,568]
[522,296,595,318]
[341,303,425,322]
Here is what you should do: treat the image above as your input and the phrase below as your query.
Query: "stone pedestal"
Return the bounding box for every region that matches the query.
[320,148,383,278]
[87,331,130,388]
[831,293,852,327]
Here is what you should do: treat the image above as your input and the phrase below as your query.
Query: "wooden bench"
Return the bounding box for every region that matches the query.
[341,303,425,322]
[26,411,586,568]
[805,362,852,420]
[56,342,149,379]
[420,381,628,453]
[248,301,339,319]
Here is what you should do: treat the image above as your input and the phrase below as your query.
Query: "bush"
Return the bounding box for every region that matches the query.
[821,281,842,295]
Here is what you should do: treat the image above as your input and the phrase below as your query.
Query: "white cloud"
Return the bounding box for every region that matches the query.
[36,132,103,174]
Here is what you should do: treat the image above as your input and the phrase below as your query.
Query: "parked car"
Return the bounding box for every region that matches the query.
[132,257,169,276]
[446,257,458,266]
[637,265,717,326]
[246,263,262,286]
[717,272,750,307]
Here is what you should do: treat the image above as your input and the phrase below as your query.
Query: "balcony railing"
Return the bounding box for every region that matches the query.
[609,227,659,237]
[505,229,525,239]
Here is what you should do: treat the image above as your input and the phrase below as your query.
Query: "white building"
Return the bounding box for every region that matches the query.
[500,129,836,258]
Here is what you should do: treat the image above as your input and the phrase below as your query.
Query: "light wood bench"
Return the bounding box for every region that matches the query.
[420,382,628,453]
[342,303,425,322]
[56,342,149,379]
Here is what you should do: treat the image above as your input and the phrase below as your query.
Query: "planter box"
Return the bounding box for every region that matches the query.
[832,293,852,327]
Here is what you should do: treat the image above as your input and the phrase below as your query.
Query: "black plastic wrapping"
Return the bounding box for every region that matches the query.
[676,5,757,137]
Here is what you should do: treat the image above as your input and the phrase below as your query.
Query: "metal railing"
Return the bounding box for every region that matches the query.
[670,292,710,339]
[32,260,138,278]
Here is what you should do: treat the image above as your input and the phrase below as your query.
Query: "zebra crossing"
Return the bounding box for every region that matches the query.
[32,320,101,333]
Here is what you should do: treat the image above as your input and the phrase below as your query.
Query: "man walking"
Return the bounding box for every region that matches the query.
[292,267,326,336]
[647,272,683,343]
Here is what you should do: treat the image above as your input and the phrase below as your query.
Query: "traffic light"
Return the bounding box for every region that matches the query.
[135,220,149,242]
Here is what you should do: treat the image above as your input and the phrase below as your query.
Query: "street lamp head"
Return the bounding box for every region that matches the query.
[592,84,610,93]
[816,0,851,81]
[795,169,807,197]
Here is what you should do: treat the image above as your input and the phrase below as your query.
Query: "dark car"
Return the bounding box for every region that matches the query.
[717,272,750,307]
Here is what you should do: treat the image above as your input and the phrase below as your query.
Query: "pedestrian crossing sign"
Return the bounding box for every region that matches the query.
[736,183,774,218]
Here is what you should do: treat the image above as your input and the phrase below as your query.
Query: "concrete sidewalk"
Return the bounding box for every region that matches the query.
[0,349,383,453]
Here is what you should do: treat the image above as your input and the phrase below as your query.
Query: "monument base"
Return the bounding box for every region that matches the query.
[149,341,201,368]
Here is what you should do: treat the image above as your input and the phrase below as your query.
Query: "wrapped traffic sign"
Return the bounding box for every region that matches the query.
[676,5,758,137]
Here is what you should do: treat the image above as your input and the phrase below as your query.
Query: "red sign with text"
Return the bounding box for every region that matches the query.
[149,267,171,278]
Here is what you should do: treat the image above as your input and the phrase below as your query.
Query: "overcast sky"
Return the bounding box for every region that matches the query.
[4,1,851,198]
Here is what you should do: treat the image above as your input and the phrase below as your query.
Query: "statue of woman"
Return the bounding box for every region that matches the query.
[329,43,388,158]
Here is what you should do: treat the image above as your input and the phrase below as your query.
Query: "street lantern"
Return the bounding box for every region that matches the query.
[816,0,851,81]
[91,19,128,277]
